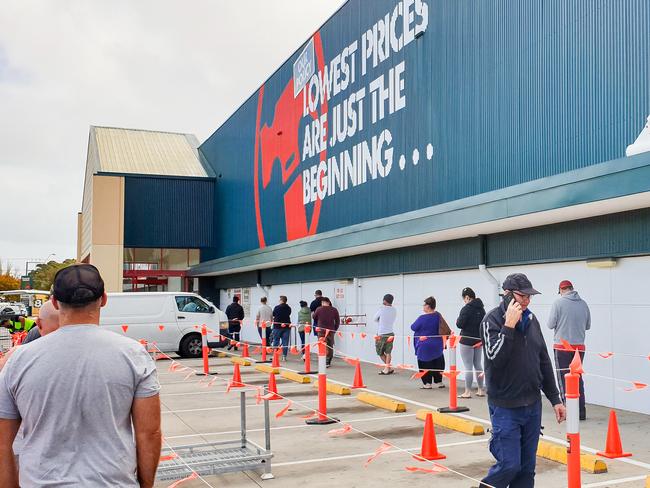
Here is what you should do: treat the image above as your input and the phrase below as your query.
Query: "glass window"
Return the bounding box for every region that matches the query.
[175,296,210,313]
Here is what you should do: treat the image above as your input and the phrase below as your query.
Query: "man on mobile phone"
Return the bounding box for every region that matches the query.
[480,273,566,488]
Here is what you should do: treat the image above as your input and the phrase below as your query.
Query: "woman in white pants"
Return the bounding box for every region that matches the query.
[456,287,486,398]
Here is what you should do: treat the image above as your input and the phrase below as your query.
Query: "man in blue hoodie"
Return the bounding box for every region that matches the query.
[481,273,566,488]
[548,279,591,420]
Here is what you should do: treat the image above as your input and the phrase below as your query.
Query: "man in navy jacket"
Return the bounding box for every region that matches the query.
[480,273,566,488]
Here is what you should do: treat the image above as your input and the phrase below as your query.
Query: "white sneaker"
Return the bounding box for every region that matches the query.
[301,354,305,360]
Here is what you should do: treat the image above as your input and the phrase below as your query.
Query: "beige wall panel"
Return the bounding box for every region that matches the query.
[91,175,124,246]
[90,244,124,293]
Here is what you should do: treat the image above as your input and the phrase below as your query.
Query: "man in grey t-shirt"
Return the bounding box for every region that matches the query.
[0,264,161,487]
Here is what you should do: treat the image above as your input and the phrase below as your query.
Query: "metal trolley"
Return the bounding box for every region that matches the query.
[157,390,274,482]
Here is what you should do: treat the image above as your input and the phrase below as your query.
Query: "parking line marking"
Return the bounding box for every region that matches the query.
[308,371,650,472]
[161,384,310,396]
[165,413,417,439]
[271,438,489,467]
[583,475,648,487]
[162,396,352,414]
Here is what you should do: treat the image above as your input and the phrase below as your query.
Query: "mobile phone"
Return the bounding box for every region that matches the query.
[503,292,515,308]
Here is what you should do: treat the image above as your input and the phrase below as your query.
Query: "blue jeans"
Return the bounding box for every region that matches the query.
[271,328,290,357]
[481,400,542,488]
[298,330,305,351]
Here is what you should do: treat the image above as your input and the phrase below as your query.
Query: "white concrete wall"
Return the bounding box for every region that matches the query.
[220,256,650,415]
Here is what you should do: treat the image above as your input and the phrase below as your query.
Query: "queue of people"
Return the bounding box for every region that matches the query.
[246,275,590,488]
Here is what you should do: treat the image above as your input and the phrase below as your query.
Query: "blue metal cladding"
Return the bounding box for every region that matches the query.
[123,176,214,249]
[199,0,650,260]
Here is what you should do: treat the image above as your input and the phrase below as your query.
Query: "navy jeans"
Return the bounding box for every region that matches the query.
[481,400,542,488]
[271,328,291,358]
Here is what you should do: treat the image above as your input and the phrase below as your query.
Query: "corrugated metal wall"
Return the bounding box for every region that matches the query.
[124,176,214,248]
[200,0,650,259]
[487,207,650,266]
[201,208,650,288]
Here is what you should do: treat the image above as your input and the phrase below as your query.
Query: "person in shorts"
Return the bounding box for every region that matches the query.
[373,294,397,375]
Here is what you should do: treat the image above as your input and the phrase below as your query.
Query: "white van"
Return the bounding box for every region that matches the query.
[100,292,228,358]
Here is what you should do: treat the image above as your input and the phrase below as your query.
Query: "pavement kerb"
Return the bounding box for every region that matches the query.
[280,370,312,384]
[230,357,252,366]
[357,392,407,412]
[255,364,280,374]
[416,408,485,435]
[537,439,608,474]
[312,381,351,395]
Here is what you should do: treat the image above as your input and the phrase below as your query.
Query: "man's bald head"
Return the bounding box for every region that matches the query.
[37,301,60,336]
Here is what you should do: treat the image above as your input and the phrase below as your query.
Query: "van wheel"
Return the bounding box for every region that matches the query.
[179,334,202,358]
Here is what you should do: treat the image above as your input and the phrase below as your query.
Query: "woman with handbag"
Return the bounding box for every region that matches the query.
[411,296,451,389]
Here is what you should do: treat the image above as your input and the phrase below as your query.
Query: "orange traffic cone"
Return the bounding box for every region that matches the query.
[597,410,632,458]
[272,348,281,368]
[351,361,366,389]
[414,413,446,461]
[242,343,249,358]
[265,372,282,401]
[230,363,244,388]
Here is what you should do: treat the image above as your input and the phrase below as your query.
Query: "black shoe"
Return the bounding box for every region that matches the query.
[580,413,586,421]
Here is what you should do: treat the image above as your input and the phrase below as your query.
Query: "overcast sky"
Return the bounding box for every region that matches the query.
[0,0,343,276]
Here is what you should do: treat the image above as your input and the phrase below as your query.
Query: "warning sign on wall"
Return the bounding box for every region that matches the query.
[335,287,345,299]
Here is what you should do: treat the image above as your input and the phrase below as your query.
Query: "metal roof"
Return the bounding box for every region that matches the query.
[88,126,209,177]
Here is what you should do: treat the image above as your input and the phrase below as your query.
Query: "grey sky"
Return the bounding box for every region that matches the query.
[0,0,342,276]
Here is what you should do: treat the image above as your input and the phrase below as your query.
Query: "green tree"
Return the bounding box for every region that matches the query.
[28,259,76,291]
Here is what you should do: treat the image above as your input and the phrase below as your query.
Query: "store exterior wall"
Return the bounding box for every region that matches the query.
[223,256,650,415]
[198,0,650,264]
[89,175,124,292]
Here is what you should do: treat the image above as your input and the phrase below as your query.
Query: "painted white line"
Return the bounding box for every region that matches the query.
[163,396,352,414]
[161,383,311,396]
[165,413,417,439]
[271,438,489,467]
[583,475,648,487]
[303,370,650,472]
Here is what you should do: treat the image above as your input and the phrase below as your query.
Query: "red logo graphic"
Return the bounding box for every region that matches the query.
[253,32,328,248]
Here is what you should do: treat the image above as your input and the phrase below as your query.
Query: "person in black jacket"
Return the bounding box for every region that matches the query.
[480,273,566,488]
[225,296,245,351]
[309,290,324,336]
[456,287,486,398]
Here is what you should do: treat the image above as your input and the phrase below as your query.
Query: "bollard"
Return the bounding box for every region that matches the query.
[565,370,581,488]
[305,339,338,425]
[258,321,272,363]
[438,334,469,413]
[196,325,217,376]
[299,324,312,375]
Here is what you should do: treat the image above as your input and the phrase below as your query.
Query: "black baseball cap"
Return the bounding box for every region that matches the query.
[502,273,540,295]
[53,264,105,305]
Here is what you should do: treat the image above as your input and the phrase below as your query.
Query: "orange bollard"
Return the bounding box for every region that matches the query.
[230,362,244,388]
[259,321,272,363]
[438,334,469,413]
[242,342,249,359]
[351,361,366,389]
[305,339,338,425]
[265,372,283,400]
[414,412,446,461]
[196,325,217,376]
[597,410,632,459]
[299,325,312,375]
[565,350,582,488]
[272,347,281,368]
